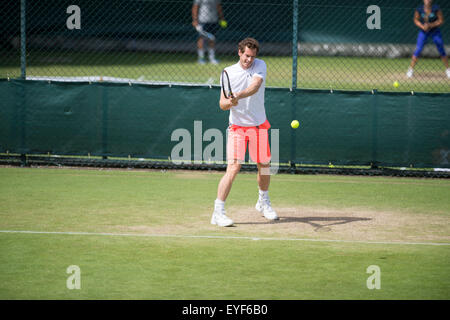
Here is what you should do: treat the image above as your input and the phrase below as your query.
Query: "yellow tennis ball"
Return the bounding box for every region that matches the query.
[219,20,228,28]
[291,120,299,129]
[393,81,399,88]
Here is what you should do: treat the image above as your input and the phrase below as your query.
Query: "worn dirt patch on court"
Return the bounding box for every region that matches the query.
[409,71,450,82]
[116,205,450,243]
[230,206,450,242]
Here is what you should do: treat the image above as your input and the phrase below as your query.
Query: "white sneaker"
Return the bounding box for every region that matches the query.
[406,68,414,78]
[446,68,450,79]
[198,58,206,65]
[209,58,219,65]
[210,208,234,227]
[255,198,279,220]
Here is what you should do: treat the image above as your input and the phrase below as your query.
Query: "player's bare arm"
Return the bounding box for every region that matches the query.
[219,90,237,111]
[192,4,199,27]
[234,76,263,101]
[430,10,444,28]
[217,3,224,21]
[414,11,427,31]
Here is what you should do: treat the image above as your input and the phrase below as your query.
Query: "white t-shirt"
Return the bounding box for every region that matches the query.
[223,58,267,127]
[194,0,220,23]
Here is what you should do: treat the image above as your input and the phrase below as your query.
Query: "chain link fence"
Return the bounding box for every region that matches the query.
[1,0,450,92]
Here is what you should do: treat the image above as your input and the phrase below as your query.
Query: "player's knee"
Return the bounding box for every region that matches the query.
[227,161,242,175]
[257,162,270,168]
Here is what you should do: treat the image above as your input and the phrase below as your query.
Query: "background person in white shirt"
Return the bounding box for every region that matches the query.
[192,0,225,65]
[211,38,278,227]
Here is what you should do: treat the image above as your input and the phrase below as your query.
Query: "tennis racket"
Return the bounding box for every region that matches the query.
[221,69,234,99]
[195,25,215,41]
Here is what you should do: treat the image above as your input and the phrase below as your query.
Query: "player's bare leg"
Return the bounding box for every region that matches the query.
[440,55,449,68]
[211,160,241,227]
[407,56,418,78]
[208,39,218,64]
[257,162,270,191]
[256,162,278,220]
[197,38,205,64]
[440,56,450,78]
[409,55,418,69]
[217,160,242,201]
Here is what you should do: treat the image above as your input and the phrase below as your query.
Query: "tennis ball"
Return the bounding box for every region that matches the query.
[219,20,228,28]
[291,120,299,129]
[393,81,399,88]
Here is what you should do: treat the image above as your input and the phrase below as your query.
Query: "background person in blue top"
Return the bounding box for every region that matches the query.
[407,0,450,78]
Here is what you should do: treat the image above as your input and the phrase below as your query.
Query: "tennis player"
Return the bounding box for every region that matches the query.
[211,38,278,227]
[192,0,224,65]
[407,0,450,78]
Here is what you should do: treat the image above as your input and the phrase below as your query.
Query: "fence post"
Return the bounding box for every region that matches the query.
[102,86,109,159]
[292,0,298,90]
[371,90,378,169]
[290,0,299,171]
[20,0,26,80]
[20,0,27,165]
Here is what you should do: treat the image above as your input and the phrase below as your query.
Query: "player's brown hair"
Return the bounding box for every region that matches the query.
[238,38,259,54]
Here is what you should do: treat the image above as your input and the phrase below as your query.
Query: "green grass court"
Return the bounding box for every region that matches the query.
[1,166,449,299]
[2,51,449,93]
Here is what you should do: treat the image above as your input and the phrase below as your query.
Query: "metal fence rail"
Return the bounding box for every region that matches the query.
[1,0,450,92]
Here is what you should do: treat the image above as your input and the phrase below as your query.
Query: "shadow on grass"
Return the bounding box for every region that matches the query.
[237,216,372,232]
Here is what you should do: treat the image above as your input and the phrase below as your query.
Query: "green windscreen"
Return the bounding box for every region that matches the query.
[0,79,449,168]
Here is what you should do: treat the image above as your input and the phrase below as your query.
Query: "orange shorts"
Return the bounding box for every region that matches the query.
[227,119,271,164]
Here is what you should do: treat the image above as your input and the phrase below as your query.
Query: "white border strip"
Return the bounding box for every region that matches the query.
[26,76,221,88]
[0,230,449,246]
